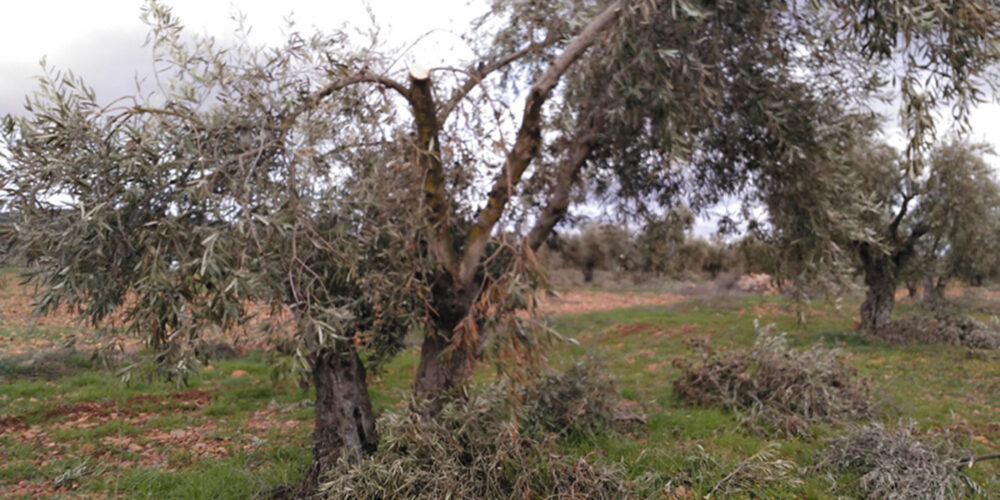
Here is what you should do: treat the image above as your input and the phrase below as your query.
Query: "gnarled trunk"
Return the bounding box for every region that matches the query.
[582,262,595,283]
[303,345,378,490]
[858,243,897,332]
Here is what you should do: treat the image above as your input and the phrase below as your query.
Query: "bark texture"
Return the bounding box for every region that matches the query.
[413,282,478,407]
[303,345,378,489]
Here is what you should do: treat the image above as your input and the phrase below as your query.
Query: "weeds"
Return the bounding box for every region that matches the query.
[673,323,871,436]
[53,458,106,490]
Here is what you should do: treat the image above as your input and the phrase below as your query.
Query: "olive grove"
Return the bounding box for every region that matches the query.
[3,0,1000,491]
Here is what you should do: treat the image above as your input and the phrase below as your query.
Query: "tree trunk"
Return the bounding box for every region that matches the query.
[302,345,378,490]
[905,280,919,298]
[921,275,948,309]
[858,244,897,332]
[860,285,895,332]
[413,282,478,413]
[413,326,475,407]
[582,263,595,283]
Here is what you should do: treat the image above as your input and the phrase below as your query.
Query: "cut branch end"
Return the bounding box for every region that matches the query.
[409,64,430,81]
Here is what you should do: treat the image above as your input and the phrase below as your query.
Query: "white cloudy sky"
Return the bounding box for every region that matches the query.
[3,1,1000,237]
[0,1,483,116]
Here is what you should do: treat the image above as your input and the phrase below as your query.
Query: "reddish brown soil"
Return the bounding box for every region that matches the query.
[537,290,683,316]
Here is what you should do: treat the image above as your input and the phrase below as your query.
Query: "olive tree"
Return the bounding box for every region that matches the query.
[557,223,636,282]
[742,130,1000,331]
[849,139,1000,326]
[689,2,1000,332]
[913,140,1000,309]
[3,0,1000,487]
[635,205,694,277]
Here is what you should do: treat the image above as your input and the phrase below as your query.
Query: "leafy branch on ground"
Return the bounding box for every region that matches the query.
[818,420,986,500]
[673,322,871,436]
[873,312,1000,350]
[318,360,645,499]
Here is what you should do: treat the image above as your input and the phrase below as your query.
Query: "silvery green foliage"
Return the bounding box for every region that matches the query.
[3,0,1000,380]
[0,2,430,379]
[910,140,1000,287]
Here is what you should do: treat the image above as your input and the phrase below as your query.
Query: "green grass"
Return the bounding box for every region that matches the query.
[1,292,999,498]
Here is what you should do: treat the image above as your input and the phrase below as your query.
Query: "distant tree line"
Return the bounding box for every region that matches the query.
[542,208,776,283]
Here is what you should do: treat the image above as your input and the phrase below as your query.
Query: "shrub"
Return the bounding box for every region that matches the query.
[818,421,980,499]
[673,324,871,436]
[319,361,644,499]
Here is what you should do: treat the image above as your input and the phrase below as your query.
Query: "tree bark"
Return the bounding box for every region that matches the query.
[858,243,897,332]
[860,284,895,332]
[412,326,474,408]
[412,281,478,411]
[302,345,378,490]
[921,275,948,309]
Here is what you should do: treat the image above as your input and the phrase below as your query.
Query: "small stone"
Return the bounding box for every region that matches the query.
[230,369,248,378]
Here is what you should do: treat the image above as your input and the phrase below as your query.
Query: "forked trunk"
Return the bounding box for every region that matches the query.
[302,345,378,491]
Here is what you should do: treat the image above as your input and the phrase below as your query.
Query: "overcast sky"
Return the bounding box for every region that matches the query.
[0,0,483,117]
[3,1,1000,237]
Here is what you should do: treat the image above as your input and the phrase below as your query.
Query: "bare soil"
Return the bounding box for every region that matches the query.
[537,290,684,315]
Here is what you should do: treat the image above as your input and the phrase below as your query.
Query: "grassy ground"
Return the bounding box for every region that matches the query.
[2,289,999,498]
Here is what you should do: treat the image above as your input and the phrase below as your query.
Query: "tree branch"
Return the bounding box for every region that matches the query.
[437,36,559,124]
[888,190,915,242]
[525,128,598,252]
[288,71,412,123]
[457,0,622,285]
[958,452,1000,469]
[409,65,460,277]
